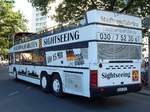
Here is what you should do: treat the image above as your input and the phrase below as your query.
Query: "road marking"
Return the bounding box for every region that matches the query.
[8,91,19,97]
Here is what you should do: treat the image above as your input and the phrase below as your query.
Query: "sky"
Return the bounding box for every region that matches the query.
[13,0,62,32]
[14,0,33,31]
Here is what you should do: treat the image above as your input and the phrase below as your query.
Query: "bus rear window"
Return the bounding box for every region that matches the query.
[97,43,141,60]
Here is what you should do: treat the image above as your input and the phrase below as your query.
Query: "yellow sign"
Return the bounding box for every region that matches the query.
[132,70,139,81]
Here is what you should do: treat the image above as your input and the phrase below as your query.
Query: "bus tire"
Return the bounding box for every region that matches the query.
[40,74,51,93]
[51,74,63,97]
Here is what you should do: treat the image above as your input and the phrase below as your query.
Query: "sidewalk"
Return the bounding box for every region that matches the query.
[138,88,150,96]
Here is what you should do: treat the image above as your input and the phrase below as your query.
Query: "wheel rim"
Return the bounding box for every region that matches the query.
[41,76,47,89]
[53,79,60,93]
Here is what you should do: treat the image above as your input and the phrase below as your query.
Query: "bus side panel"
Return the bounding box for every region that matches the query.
[32,66,91,97]
[44,47,91,97]
[11,64,40,85]
[62,68,90,97]
[35,66,91,97]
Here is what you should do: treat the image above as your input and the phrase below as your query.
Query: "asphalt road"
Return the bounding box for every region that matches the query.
[0,66,150,112]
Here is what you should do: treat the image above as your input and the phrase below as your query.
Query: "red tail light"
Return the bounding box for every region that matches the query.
[90,70,98,88]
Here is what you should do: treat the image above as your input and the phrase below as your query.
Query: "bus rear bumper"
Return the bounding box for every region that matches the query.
[90,84,142,97]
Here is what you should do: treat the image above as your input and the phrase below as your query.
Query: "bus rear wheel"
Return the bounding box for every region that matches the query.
[51,75,63,97]
[40,75,51,93]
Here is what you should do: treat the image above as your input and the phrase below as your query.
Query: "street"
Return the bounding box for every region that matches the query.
[0,66,150,112]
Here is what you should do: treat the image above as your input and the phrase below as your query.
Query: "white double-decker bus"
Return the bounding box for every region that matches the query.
[9,10,142,98]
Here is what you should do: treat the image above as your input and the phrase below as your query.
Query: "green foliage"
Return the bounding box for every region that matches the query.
[0,0,27,59]
[29,0,150,23]
[28,0,55,14]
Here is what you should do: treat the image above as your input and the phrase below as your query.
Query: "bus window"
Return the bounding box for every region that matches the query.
[21,52,33,64]
[15,53,21,64]
[32,51,45,65]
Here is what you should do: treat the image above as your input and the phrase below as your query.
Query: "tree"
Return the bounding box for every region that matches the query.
[0,0,27,59]
[29,0,150,23]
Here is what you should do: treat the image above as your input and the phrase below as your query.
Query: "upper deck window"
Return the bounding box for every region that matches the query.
[14,32,35,45]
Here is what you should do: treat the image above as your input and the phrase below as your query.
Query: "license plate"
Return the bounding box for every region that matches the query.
[117,87,127,92]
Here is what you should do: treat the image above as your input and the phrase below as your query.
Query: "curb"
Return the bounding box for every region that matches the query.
[136,88,150,96]
[137,92,150,96]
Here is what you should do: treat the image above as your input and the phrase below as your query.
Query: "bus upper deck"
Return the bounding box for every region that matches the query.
[11,10,142,46]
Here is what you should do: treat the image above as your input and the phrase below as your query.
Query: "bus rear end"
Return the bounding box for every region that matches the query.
[89,42,142,97]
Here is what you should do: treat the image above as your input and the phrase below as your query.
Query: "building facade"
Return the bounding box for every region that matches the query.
[31,1,62,33]
[32,8,48,32]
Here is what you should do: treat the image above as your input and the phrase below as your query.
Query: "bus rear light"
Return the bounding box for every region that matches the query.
[90,70,98,88]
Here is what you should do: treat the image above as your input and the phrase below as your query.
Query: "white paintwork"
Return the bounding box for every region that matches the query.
[45,48,89,67]
[97,62,141,87]
[9,39,39,53]
[9,24,142,53]
[86,10,142,29]
[9,64,90,97]
[18,75,40,85]
[9,10,142,98]
[42,25,96,48]
[96,25,142,43]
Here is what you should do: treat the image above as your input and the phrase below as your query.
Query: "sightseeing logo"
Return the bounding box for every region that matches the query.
[13,40,38,52]
[43,30,80,47]
[101,72,130,80]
